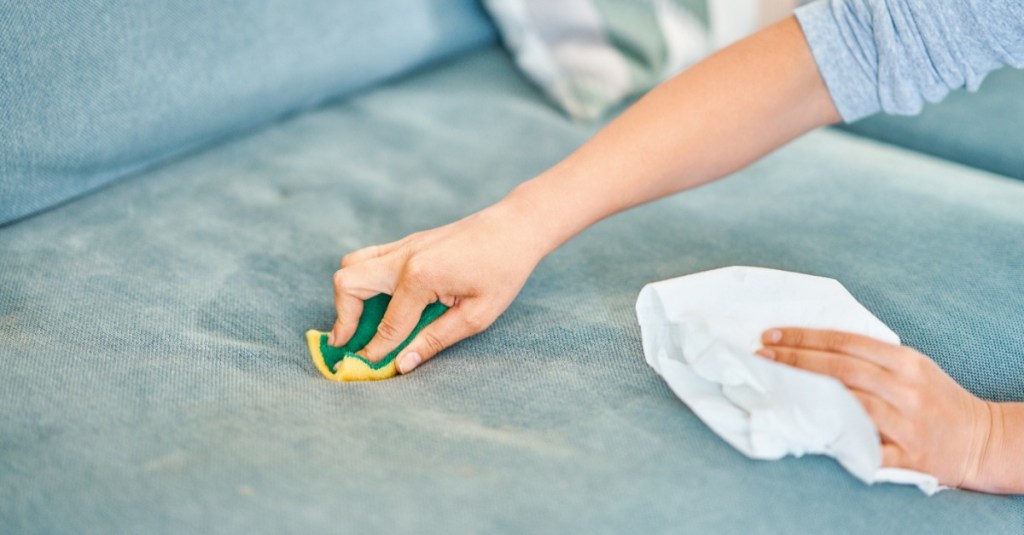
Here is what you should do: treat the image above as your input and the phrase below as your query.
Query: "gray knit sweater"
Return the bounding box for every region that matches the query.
[795,0,1024,122]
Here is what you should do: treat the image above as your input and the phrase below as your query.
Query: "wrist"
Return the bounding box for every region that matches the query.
[965,401,1023,494]
[476,185,561,262]
[495,174,604,257]
[960,399,996,491]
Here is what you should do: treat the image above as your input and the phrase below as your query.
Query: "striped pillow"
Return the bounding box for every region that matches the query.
[483,0,801,120]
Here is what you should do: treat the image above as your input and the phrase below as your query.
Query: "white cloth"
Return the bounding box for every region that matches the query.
[636,266,943,494]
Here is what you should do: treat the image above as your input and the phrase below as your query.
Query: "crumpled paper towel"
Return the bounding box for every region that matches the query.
[636,266,943,494]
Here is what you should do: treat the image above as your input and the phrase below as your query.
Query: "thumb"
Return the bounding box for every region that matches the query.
[395,305,485,374]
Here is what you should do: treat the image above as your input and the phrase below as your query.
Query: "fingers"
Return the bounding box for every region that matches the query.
[394,304,487,374]
[761,328,908,370]
[755,342,918,460]
[756,346,904,407]
[341,242,400,268]
[755,327,928,474]
[330,293,363,347]
[358,287,434,362]
[331,260,397,347]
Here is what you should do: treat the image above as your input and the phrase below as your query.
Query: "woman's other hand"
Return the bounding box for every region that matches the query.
[755,328,1009,492]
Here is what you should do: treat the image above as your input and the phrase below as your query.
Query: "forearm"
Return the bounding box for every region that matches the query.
[500,16,839,256]
[976,402,1024,494]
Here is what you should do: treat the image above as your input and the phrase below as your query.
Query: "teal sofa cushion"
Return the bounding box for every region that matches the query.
[840,67,1024,181]
[0,0,495,225]
[0,46,1021,532]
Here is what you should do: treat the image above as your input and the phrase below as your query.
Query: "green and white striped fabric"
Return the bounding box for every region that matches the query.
[483,0,801,120]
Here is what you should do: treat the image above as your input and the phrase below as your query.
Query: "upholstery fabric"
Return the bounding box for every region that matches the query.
[0,0,495,226]
[839,67,1024,181]
[1,47,1022,533]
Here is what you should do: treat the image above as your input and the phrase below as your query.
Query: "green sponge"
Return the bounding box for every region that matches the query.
[306,294,447,381]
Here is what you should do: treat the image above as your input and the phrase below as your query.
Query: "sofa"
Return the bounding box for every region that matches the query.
[1,2,1021,533]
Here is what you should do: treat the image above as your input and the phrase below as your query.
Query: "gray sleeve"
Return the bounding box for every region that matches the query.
[794,0,1024,122]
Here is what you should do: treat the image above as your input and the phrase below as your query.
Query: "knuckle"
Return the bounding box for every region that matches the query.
[901,389,924,414]
[462,311,489,334]
[340,253,356,268]
[375,318,404,342]
[825,332,854,352]
[332,269,347,289]
[774,349,796,366]
[404,259,430,284]
[419,331,447,357]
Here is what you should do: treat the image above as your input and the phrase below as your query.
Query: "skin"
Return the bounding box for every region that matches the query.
[329,16,1024,493]
[756,329,1024,494]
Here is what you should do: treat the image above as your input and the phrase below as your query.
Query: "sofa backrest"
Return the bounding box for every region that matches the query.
[837,67,1024,182]
[0,0,496,225]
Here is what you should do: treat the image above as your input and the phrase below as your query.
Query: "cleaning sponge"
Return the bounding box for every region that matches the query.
[306,294,447,381]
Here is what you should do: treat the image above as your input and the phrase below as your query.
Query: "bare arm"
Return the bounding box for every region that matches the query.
[331,16,838,366]
[500,16,839,257]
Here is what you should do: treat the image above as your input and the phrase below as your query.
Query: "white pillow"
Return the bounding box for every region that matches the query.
[483,0,803,120]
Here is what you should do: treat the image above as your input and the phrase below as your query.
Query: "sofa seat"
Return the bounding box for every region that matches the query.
[840,67,1024,181]
[1,46,1022,533]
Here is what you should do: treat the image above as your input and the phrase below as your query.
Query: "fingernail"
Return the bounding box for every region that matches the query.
[764,329,782,343]
[398,352,422,374]
[756,349,776,360]
[327,331,336,346]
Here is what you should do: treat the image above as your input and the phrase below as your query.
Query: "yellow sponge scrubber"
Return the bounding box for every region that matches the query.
[306,294,447,382]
